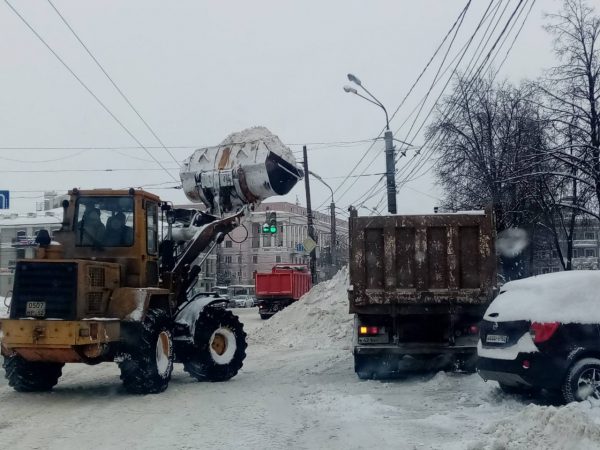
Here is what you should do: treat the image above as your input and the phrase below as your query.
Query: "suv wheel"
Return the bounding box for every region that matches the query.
[562,358,600,403]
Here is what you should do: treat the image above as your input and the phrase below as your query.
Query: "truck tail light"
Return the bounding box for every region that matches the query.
[359,326,380,335]
[529,322,559,343]
[469,325,479,335]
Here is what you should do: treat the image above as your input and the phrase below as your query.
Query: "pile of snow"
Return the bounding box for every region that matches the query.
[485,270,600,323]
[0,296,9,318]
[250,267,352,350]
[477,402,600,450]
[219,126,296,165]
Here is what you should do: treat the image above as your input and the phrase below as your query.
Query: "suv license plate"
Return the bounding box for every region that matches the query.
[26,301,46,317]
[486,334,508,344]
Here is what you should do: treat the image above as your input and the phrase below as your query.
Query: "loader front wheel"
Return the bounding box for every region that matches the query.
[118,308,174,394]
[3,354,64,392]
[183,307,247,382]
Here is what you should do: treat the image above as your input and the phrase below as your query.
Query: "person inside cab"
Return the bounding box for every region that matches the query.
[77,208,105,246]
[103,211,133,246]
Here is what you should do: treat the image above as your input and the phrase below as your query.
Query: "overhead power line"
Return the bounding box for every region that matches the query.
[46,0,181,168]
[319,0,473,210]
[3,0,179,182]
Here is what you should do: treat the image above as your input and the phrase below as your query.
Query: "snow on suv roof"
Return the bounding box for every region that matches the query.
[484,270,600,324]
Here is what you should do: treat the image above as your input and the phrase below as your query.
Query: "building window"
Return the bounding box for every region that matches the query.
[542,268,550,274]
[276,256,281,263]
[225,256,232,263]
[225,240,233,248]
[585,249,596,258]
[585,232,595,240]
[238,256,242,264]
[252,223,260,248]
[263,234,271,247]
[253,255,258,264]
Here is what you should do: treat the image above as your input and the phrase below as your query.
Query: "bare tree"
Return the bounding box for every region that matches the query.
[430,75,544,230]
[540,0,600,217]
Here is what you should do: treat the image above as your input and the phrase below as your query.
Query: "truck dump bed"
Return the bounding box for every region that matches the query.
[348,209,496,312]
[255,265,312,300]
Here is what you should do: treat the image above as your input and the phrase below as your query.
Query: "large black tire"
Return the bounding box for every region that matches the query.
[259,313,271,320]
[118,308,174,394]
[455,353,478,373]
[183,307,247,382]
[355,354,399,380]
[562,358,600,403]
[3,354,64,392]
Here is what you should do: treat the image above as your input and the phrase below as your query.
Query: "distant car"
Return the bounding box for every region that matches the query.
[477,271,600,403]
[231,295,254,308]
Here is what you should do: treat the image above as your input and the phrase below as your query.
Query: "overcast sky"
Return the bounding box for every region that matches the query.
[1,0,562,215]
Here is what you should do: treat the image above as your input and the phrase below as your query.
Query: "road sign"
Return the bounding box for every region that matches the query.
[303,237,317,253]
[0,191,9,209]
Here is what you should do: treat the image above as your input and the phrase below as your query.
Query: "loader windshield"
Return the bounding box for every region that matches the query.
[75,196,134,247]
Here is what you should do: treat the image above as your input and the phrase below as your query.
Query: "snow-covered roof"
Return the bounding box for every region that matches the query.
[485,270,600,324]
[0,208,63,227]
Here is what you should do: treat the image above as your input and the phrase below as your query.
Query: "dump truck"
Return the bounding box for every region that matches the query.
[0,127,303,393]
[348,207,497,379]
[255,264,312,319]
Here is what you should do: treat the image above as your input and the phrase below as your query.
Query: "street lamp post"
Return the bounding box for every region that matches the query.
[344,73,397,214]
[309,170,336,267]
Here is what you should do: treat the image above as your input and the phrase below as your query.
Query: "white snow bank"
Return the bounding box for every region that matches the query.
[250,267,352,350]
[0,296,9,318]
[476,401,600,450]
[484,271,600,323]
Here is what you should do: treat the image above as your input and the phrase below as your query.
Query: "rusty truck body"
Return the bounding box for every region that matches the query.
[348,207,497,378]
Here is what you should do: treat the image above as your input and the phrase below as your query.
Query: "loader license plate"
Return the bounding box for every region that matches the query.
[26,301,46,317]
[486,334,508,344]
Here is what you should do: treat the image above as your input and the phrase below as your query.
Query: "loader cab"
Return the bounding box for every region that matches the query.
[53,188,161,288]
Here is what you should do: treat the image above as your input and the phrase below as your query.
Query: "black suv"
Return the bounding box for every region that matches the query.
[477,271,600,403]
[478,318,600,402]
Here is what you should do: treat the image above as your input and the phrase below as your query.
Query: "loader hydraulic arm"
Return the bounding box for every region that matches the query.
[159,207,247,305]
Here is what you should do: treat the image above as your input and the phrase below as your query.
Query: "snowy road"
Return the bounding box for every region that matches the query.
[1,306,600,449]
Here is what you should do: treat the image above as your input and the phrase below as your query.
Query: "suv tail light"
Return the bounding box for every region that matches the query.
[529,322,559,343]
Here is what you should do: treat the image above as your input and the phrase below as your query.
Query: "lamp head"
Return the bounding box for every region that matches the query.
[347,73,362,86]
[343,85,357,94]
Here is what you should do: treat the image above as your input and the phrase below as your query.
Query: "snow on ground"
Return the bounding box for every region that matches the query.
[250,267,352,351]
[0,296,9,318]
[1,274,600,449]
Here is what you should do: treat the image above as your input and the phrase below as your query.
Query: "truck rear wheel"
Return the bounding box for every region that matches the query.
[355,354,398,380]
[260,313,271,320]
[118,308,174,394]
[3,354,64,392]
[183,308,247,382]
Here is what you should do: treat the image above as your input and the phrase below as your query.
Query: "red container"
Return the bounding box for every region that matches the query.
[255,265,312,300]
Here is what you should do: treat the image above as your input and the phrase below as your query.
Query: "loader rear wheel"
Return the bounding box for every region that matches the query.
[3,354,64,392]
[183,307,247,382]
[118,308,174,394]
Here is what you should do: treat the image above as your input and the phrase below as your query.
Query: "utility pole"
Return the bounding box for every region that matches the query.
[330,201,336,267]
[307,169,336,271]
[384,130,397,214]
[302,145,317,284]
[344,73,397,214]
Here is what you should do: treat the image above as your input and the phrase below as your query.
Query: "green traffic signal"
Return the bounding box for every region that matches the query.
[262,223,270,233]
[269,225,277,234]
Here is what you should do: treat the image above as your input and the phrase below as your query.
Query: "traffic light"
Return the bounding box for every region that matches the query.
[262,211,277,234]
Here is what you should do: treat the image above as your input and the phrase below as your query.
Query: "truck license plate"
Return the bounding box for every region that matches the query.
[26,301,46,317]
[486,334,508,344]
